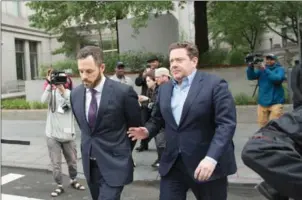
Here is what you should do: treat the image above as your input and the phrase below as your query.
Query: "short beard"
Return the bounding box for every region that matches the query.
[83,70,103,89]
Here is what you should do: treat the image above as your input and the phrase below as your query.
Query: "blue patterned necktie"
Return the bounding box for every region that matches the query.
[88,88,98,129]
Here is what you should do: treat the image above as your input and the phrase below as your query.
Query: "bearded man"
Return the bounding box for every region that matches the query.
[70,46,141,200]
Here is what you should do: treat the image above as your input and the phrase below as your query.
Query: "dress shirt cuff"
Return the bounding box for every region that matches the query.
[204,156,217,166]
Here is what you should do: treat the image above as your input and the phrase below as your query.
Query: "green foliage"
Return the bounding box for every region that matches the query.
[233,93,257,105]
[208,1,302,50]
[208,2,266,51]
[39,51,169,77]
[261,2,302,43]
[26,1,175,57]
[226,50,246,65]
[1,98,48,109]
[199,48,229,66]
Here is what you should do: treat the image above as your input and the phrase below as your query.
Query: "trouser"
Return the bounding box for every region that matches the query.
[154,130,166,149]
[154,130,166,161]
[257,104,283,127]
[47,137,78,185]
[88,160,123,200]
[160,156,227,200]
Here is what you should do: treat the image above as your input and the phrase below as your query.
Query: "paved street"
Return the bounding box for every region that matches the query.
[1,167,265,200]
[1,119,263,184]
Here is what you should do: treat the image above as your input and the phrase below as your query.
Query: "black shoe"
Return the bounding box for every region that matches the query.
[255,182,289,200]
[135,145,148,152]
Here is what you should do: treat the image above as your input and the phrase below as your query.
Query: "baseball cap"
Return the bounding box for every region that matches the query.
[155,67,171,77]
[147,56,159,63]
[116,61,125,68]
[266,54,277,60]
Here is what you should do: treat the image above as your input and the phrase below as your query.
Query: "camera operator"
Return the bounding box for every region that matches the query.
[41,70,85,197]
[246,54,286,127]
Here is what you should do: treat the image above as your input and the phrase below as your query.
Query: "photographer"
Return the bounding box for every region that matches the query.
[246,54,286,127]
[41,69,85,197]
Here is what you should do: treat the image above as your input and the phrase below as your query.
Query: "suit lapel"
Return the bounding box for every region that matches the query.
[179,71,204,126]
[94,78,113,132]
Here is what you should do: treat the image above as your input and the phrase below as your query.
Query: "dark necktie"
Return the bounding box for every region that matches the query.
[88,89,98,129]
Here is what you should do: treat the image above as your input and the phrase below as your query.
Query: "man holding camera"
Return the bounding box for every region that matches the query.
[246,54,286,127]
[41,69,85,197]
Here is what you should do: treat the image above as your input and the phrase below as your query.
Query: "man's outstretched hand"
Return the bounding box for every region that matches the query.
[127,127,149,141]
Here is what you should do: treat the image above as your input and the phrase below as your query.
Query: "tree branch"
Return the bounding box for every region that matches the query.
[265,22,297,43]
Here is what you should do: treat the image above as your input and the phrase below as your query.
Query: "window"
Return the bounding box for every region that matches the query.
[15,39,26,80]
[11,1,21,17]
[29,41,39,79]
[281,27,287,48]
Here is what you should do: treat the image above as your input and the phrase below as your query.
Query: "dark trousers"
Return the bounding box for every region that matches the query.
[88,160,123,200]
[160,156,228,200]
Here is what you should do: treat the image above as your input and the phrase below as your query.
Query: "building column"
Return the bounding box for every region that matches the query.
[24,40,31,80]
[37,42,42,77]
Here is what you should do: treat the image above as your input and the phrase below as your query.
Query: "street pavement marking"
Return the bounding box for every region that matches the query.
[1,173,24,185]
[2,194,43,200]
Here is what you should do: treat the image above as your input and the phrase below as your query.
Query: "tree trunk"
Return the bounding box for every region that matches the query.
[96,24,104,60]
[115,16,120,54]
[194,1,209,56]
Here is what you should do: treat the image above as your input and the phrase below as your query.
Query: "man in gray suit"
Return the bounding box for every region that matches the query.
[70,46,141,200]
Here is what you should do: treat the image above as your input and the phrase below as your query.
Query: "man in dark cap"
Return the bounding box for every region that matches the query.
[135,56,160,152]
[110,62,134,88]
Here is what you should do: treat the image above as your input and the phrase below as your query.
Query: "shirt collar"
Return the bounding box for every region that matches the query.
[86,76,106,93]
[172,69,197,86]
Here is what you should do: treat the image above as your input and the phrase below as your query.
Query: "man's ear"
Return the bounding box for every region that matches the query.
[100,63,105,72]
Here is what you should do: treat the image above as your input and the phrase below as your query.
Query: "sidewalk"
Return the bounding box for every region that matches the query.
[1,119,263,186]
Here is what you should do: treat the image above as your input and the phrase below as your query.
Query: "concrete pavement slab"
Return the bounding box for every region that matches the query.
[1,120,263,186]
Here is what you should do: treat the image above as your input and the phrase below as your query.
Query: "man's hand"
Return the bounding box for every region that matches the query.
[127,127,149,141]
[194,158,216,181]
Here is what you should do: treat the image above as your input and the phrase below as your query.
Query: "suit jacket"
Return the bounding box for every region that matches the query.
[70,78,141,187]
[146,71,237,182]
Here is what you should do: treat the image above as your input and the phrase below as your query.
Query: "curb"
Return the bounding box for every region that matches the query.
[1,104,293,112]
[2,163,261,189]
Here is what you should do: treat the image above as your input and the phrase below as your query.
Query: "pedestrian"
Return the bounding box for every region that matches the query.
[41,70,85,197]
[70,46,141,200]
[128,41,237,200]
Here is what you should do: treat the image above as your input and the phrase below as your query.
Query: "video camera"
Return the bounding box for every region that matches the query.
[245,53,264,65]
[50,70,67,85]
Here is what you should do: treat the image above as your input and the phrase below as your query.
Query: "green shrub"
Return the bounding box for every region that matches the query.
[233,92,256,105]
[227,50,245,65]
[39,51,169,77]
[1,98,48,109]
[199,48,229,66]
[39,60,77,77]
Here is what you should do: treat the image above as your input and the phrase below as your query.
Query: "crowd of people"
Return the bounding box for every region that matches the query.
[41,41,301,200]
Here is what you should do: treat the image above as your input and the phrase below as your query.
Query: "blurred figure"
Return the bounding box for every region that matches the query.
[290,60,302,109]
[110,62,134,88]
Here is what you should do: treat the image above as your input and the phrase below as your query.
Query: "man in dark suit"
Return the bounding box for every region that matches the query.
[70,46,141,200]
[128,42,237,200]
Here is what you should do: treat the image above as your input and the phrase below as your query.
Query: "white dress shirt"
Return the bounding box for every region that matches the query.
[85,76,106,122]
